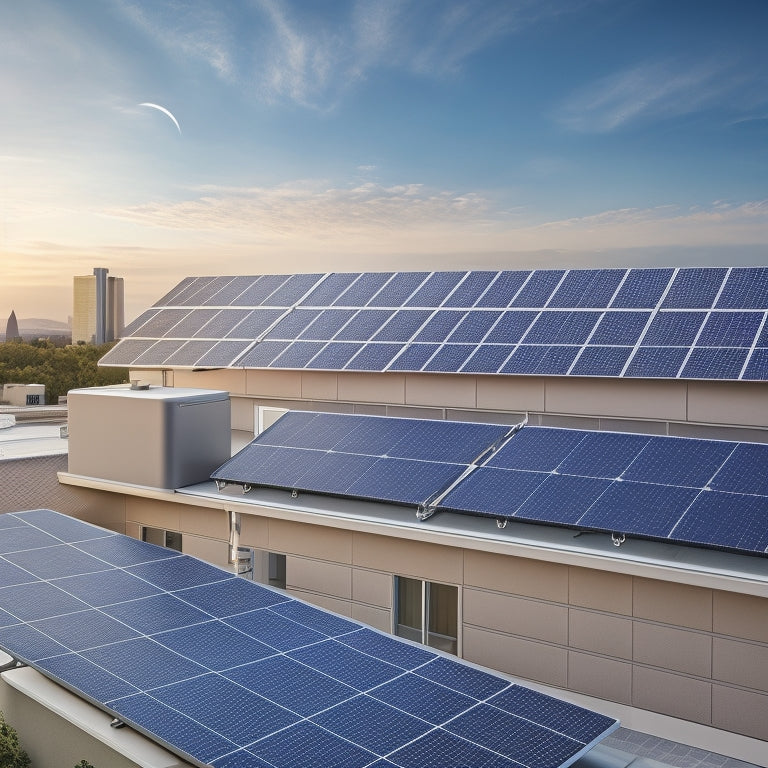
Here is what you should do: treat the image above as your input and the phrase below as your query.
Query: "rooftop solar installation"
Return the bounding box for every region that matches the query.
[214,413,768,558]
[0,509,618,768]
[100,266,768,381]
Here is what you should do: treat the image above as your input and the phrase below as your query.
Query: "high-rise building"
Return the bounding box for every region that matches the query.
[72,267,124,344]
[4,310,21,341]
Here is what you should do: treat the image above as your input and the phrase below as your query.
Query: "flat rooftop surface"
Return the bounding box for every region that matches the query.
[0,421,68,458]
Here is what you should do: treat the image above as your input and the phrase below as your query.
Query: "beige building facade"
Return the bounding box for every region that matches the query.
[53,362,768,767]
[72,268,125,344]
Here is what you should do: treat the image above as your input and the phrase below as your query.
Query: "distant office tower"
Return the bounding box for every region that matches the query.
[72,268,125,344]
[5,310,21,342]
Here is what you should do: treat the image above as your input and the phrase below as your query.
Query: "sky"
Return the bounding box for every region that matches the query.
[2,0,767,324]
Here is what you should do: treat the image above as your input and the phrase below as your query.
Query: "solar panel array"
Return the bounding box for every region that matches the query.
[100,267,768,381]
[0,510,618,768]
[212,412,512,507]
[214,413,768,557]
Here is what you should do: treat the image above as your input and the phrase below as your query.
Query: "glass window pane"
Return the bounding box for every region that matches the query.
[165,531,183,552]
[395,576,423,643]
[427,582,458,655]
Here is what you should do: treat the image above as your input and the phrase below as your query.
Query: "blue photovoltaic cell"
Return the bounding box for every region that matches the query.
[557,431,651,478]
[247,720,374,768]
[439,467,548,517]
[405,271,465,307]
[299,273,360,305]
[386,343,439,371]
[412,310,467,342]
[292,453,381,494]
[511,270,565,307]
[98,339,156,366]
[131,340,184,366]
[372,310,432,341]
[445,704,582,768]
[0,525,76,554]
[0,509,624,768]
[710,442,768,496]
[153,277,195,306]
[334,273,394,306]
[134,309,193,337]
[167,276,216,306]
[237,340,291,367]
[611,268,673,308]
[443,271,497,307]
[370,674,475,724]
[153,621,275,669]
[0,560,37,588]
[489,427,586,471]
[163,340,216,367]
[548,269,625,308]
[484,311,537,343]
[642,311,706,345]
[225,309,285,338]
[671,492,768,554]
[623,346,688,378]
[512,475,612,525]
[696,312,763,347]
[577,482,700,538]
[488,686,617,743]
[224,655,357,717]
[235,275,291,305]
[621,436,734,487]
[0,581,89,621]
[174,577,289,617]
[367,272,429,306]
[475,271,530,307]
[312,695,433,755]
[270,341,326,368]
[121,309,160,336]
[590,311,650,345]
[501,345,580,375]
[205,276,258,306]
[266,273,323,306]
[716,267,768,309]
[299,309,357,339]
[423,344,476,372]
[460,344,513,373]
[662,268,727,308]
[524,311,601,344]
[448,310,502,342]
[266,309,321,339]
[570,346,633,376]
[335,309,395,341]
[305,342,361,370]
[345,457,462,505]
[345,343,401,370]
[680,347,749,380]
[195,340,251,368]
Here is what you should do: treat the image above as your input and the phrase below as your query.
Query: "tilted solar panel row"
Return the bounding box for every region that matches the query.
[0,509,618,768]
[212,413,768,557]
[100,267,768,381]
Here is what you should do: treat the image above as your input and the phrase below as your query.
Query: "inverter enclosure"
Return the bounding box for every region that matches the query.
[67,386,230,488]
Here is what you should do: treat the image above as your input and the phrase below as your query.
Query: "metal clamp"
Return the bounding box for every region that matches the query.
[611,533,626,547]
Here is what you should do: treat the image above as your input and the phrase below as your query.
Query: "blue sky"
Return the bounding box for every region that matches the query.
[1,0,767,322]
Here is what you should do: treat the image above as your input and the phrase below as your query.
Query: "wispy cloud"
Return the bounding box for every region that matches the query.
[114,0,584,109]
[559,58,752,133]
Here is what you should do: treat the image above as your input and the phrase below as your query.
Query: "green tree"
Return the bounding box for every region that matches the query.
[0,712,30,768]
[74,761,95,768]
[0,341,128,403]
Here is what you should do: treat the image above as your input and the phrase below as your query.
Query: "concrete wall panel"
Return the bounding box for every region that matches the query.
[567,650,632,705]
[633,577,712,631]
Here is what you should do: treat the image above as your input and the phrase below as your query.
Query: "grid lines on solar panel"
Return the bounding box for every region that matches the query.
[103,268,768,380]
[0,510,620,768]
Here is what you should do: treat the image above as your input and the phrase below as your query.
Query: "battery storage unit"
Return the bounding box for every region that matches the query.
[67,385,231,488]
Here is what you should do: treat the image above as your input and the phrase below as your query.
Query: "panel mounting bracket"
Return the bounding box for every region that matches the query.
[611,532,626,547]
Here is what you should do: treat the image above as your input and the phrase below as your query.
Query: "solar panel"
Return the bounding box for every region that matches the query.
[0,509,618,768]
[212,412,510,507]
[106,267,768,380]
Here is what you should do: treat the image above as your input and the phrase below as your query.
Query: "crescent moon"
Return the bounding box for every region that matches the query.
[139,102,181,134]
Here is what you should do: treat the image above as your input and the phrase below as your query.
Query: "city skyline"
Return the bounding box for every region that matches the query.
[2,0,767,323]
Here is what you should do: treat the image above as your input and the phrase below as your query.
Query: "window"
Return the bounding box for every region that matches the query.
[238,547,287,589]
[394,576,458,655]
[142,526,182,552]
[256,406,288,435]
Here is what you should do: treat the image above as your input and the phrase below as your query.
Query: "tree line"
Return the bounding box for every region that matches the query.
[0,340,128,404]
